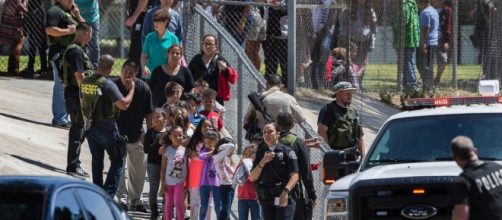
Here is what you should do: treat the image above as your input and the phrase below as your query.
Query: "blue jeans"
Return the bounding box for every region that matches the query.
[310,31,333,89]
[403,48,419,93]
[88,21,100,68]
[87,121,125,198]
[417,45,438,92]
[51,60,69,125]
[238,200,261,220]
[219,185,235,220]
[199,185,222,220]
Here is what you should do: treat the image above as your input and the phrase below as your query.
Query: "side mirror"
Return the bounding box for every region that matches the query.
[322,150,361,185]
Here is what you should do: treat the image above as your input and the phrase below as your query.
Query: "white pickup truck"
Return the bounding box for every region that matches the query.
[323,98,502,220]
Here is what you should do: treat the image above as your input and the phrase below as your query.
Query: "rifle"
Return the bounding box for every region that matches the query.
[77,87,102,151]
[247,92,272,123]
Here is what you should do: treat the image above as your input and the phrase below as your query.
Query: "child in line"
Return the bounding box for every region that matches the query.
[200,89,224,132]
[212,137,236,220]
[162,81,184,108]
[199,130,223,220]
[160,126,188,220]
[182,93,205,127]
[194,79,225,114]
[143,108,168,220]
[187,118,216,220]
[235,145,260,220]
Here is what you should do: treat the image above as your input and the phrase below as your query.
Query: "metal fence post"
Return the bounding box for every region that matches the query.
[397,0,404,91]
[287,0,296,95]
[451,0,458,89]
[119,1,125,59]
[237,59,244,154]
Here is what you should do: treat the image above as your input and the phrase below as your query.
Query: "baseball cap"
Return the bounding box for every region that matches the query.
[332,81,357,97]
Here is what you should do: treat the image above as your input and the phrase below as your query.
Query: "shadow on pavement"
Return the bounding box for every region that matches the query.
[8,154,67,175]
[0,112,54,128]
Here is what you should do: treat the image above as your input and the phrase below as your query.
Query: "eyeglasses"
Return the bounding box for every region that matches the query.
[203,43,216,47]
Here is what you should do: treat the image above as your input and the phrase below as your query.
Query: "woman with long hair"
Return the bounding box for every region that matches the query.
[188,34,238,105]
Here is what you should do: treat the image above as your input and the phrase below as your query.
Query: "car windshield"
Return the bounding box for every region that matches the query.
[364,113,502,170]
[0,191,44,220]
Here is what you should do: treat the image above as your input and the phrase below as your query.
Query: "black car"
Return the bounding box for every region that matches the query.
[0,176,131,220]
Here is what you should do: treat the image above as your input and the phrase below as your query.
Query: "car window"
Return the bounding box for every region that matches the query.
[365,114,502,169]
[75,188,115,220]
[0,191,44,220]
[53,189,85,220]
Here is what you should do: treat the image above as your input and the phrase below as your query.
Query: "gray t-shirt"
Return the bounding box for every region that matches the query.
[164,145,187,185]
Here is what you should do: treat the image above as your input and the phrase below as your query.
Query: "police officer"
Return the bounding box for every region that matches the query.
[46,0,85,127]
[250,123,299,220]
[80,54,135,197]
[63,23,94,177]
[450,136,502,219]
[317,81,365,159]
[277,112,316,220]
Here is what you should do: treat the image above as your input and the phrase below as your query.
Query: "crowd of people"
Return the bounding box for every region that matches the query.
[2,0,500,219]
[391,0,452,96]
[32,1,326,219]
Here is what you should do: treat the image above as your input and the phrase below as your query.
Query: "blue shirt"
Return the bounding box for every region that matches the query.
[419,5,439,46]
[142,7,183,42]
[141,31,180,78]
[75,0,99,23]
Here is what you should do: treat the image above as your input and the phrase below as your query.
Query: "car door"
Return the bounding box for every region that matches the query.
[52,189,85,220]
[73,188,117,220]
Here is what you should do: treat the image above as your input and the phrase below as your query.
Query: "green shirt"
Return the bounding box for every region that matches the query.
[141,31,179,79]
[392,0,420,48]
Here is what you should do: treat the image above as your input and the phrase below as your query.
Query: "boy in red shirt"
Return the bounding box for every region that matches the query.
[199,88,223,131]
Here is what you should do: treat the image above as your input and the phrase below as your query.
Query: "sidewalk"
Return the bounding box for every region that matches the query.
[0,77,399,219]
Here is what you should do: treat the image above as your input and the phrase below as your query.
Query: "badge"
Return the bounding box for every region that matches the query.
[277,152,284,160]
[288,151,297,160]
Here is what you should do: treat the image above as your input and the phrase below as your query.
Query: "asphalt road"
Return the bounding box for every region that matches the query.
[0,76,399,219]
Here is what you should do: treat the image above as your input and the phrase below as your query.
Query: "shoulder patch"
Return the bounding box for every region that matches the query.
[288,151,298,160]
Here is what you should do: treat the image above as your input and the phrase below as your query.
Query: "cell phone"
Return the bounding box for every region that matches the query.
[274,197,280,206]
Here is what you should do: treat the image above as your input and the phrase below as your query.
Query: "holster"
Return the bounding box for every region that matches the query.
[108,135,128,161]
[257,184,284,200]
[257,183,301,201]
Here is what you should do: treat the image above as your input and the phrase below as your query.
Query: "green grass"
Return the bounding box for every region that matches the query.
[0,55,126,76]
[362,64,482,93]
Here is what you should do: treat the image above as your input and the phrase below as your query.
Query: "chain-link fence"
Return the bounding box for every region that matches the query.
[183,2,329,219]
[296,0,502,97]
[0,0,129,75]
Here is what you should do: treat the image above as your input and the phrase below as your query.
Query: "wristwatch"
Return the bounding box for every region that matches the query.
[283,188,290,194]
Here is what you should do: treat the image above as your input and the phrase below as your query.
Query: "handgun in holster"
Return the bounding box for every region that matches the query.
[107,135,128,161]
